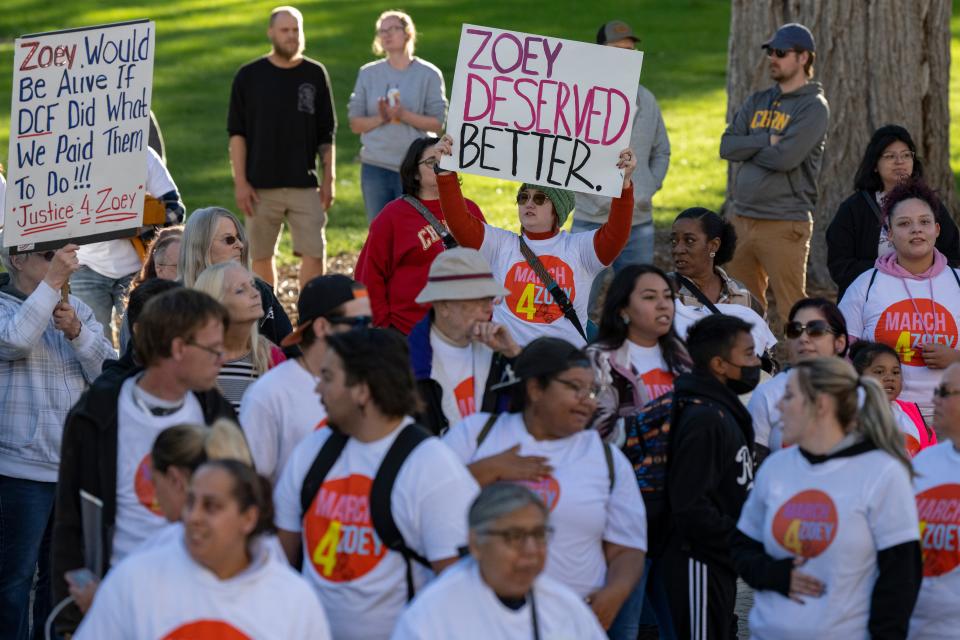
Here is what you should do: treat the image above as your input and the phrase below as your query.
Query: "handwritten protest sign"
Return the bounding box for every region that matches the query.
[440,25,643,197]
[4,20,155,252]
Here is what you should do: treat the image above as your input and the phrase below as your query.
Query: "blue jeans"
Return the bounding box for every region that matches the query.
[571,219,655,315]
[607,557,676,640]
[360,163,403,222]
[0,476,56,640]
[69,266,135,339]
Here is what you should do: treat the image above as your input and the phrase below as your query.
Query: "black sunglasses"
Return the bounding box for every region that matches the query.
[785,320,834,340]
[766,48,797,59]
[38,250,56,262]
[326,315,372,329]
[517,192,548,206]
[219,234,240,246]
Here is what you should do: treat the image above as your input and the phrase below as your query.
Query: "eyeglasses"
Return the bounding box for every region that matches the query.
[418,157,438,168]
[326,315,372,330]
[517,192,549,206]
[766,48,797,58]
[481,526,554,549]
[377,25,405,36]
[36,250,56,261]
[880,151,915,163]
[186,340,225,360]
[784,320,834,340]
[219,235,241,246]
[553,377,599,401]
[934,385,960,399]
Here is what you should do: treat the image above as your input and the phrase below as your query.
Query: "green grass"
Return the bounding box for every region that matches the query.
[0,0,731,265]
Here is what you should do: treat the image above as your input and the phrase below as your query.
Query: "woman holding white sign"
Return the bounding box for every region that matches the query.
[433,134,635,347]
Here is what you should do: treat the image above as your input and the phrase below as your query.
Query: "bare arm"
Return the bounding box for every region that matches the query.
[319,143,336,210]
[587,542,646,630]
[277,528,301,567]
[229,135,258,217]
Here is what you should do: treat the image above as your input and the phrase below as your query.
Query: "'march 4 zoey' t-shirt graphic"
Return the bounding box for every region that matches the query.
[771,489,838,557]
[874,299,958,367]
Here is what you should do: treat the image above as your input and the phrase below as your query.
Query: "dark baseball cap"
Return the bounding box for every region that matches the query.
[596,20,639,45]
[281,274,367,347]
[762,22,815,52]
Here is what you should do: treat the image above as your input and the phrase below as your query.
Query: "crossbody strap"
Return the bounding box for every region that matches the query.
[517,237,587,341]
[859,190,886,227]
[674,273,722,315]
[402,195,458,249]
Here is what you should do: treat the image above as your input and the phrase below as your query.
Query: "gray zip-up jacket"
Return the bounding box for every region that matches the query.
[720,81,829,221]
[574,85,670,226]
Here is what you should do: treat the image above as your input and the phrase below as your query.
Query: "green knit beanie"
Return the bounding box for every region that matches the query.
[518,183,576,228]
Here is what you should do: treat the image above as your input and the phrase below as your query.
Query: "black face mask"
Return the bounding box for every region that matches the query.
[725,363,762,395]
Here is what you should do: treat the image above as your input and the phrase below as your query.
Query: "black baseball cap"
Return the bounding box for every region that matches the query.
[762,23,815,52]
[281,274,367,347]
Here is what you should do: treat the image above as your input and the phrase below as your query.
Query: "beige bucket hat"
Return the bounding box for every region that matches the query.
[415,248,509,304]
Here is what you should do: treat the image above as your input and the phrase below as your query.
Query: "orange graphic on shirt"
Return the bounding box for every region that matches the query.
[874,299,958,367]
[772,490,838,557]
[303,474,387,582]
[519,476,561,512]
[504,256,576,325]
[315,417,328,431]
[163,619,249,639]
[134,454,163,516]
[453,376,476,418]
[640,369,674,401]
[916,483,960,577]
[904,433,921,458]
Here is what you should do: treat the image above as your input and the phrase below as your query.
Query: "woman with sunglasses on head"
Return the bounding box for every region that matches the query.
[348,10,447,222]
[839,179,960,426]
[355,137,485,334]
[732,357,921,640]
[192,262,285,410]
[431,135,636,347]
[827,125,960,301]
[443,337,648,631]
[74,460,331,639]
[748,297,848,457]
[179,206,292,349]
[851,341,937,457]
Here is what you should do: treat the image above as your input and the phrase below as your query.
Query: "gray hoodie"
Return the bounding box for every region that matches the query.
[720,82,829,221]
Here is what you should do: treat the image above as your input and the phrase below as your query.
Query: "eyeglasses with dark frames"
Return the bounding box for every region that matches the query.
[186,340,225,359]
[480,525,554,549]
[326,315,373,330]
[517,192,549,206]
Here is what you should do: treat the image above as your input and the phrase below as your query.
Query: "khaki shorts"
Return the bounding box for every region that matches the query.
[247,187,326,260]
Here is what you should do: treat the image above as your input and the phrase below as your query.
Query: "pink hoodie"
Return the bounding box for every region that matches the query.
[874,248,948,280]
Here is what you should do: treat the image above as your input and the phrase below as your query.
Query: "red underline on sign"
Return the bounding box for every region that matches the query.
[22,223,67,235]
[95,212,138,223]
[79,218,91,224]
[17,131,53,139]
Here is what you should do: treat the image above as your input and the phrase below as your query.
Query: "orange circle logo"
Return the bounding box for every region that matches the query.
[904,433,921,458]
[504,256,575,324]
[134,454,163,516]
[163,620,249,639]
[519,476,561,512]
[874,299,959,367]
[640,369,674,401]
[303,474,387,582]
[916,483,960,577]
[771,489,838,557]
[315,417,328,431]
[453,376,477,418]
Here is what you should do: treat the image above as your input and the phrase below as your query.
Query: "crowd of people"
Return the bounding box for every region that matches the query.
[1,7,958,640]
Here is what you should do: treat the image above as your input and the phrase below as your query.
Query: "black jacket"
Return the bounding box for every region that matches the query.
[731,439,922,640]
[51,364,236,632]
[666,372,755,570]
[826,190,960,300]
[254,277,293,350]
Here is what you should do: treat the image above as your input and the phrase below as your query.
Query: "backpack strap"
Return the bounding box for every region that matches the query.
[370,422,433,602]
[859,190,886,226]
[476,413,500,447]
[951,267,960,290]
[403,195,458,249]
[603,441,615,492]
[674,273,722,315]
[299,430,349,518]
[865,268,879,302]
[518,237,587,341]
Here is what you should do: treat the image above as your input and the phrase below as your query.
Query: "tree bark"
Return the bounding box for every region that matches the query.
[724,0,954,291]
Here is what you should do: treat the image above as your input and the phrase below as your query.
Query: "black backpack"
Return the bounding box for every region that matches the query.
[299,423,433,601]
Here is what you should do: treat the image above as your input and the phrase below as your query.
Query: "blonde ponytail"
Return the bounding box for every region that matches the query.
[152,419,252,473]
[205,418,253,466]
[793,358,914,477]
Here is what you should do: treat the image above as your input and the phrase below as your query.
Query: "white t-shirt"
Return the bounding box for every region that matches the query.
[747,371,789,449]
[673,300,777,356]
[737,446,919,640]
[839,267,960,411]
[442,412,647,597]
[627,341,674,401]
[239,359,327,484]
[75,535,330,639]
[908,442,960,639]
[134,522,289,565]
[391,558,606,640]
[480,225,604,347]
[77,147,178,278]
[113,377,205,565]
[273,417,479,640]
[430,329,492,426]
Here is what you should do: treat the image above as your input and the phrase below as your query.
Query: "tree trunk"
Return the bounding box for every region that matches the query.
[724,0,954,292]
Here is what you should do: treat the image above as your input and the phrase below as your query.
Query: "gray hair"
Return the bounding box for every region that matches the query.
[178,207,249,287]
[0,231,13,273]
[468,483,548,532]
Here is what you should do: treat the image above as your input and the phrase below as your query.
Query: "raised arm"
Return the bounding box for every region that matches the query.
[434,135,485,248]
[593,149,637,265]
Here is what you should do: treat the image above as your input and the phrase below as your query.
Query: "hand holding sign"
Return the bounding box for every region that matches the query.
[41,243,80,290]
[617,149,637,189]
[53,300,82,340]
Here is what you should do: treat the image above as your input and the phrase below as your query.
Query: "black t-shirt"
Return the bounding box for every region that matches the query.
[227,56,336,188]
